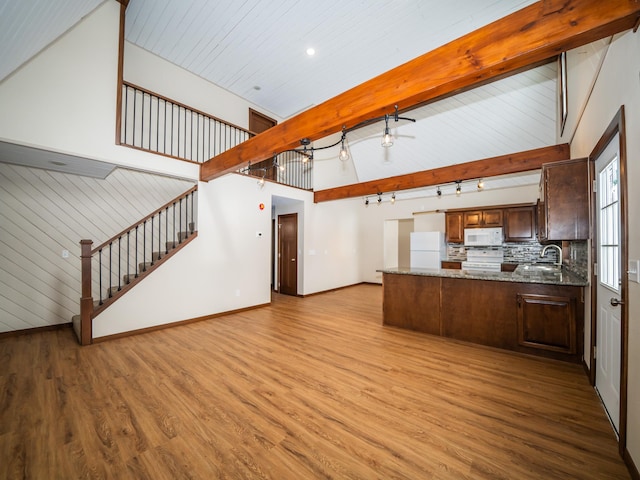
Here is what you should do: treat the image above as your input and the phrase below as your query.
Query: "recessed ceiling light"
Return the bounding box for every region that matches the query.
[306,47,315,56]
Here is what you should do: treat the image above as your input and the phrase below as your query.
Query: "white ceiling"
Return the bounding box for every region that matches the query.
[125,0,539,120]
[0,0,555,193]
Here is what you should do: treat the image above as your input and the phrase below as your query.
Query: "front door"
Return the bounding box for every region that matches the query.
[595,133,622,433]
[278,213,298,295]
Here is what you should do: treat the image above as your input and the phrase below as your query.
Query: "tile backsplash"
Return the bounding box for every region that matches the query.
[447,240,589,278]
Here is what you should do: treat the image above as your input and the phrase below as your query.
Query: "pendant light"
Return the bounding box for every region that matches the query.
[381,114,394,147]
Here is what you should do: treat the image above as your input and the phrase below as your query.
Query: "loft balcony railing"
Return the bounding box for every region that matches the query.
[244,150,313,191]
[119,81,252,163]
[118,81,312,190]
[79,186,198,345]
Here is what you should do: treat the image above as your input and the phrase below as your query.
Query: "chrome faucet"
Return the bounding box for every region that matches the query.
[540,244,563,266]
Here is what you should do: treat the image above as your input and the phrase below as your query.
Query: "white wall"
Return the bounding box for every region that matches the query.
[124,42,283,131]
[383,220,400,269]
[398,219,414,269]
[0,163,194,332]
[0,2,198,181]
[568,30,640,465]
[95,174,274,337]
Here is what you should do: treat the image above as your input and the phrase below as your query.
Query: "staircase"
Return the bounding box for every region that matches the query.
[73,185,198,345]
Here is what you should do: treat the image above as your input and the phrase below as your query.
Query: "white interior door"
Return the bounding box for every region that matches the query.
[595,134,622,433]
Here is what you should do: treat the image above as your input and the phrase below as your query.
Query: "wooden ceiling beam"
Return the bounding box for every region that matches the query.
[314,144,570,203]
[201,0,640,182]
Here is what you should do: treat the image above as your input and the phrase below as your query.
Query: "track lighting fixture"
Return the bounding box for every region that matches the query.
[455,181,462,196]
[268,105,415,167]
[390,193,396,204]
[377,193,383,205]
[365,197,369,206]
[437,186,442,197]
[477,178,484,191]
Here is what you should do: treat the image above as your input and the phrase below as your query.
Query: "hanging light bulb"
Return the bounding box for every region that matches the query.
[339,129,350,161]
[365,197,369,206]
[436,186,442,198]
[381,114,393,147]
[258,176,265,188]
[477,178,484,191]
[456,181,462,196]
[377,193,382,205]
[390,193,396,204]
[339,142,349,161]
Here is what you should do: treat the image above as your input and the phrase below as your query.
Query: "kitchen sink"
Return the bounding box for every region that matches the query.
[516,263,562,274]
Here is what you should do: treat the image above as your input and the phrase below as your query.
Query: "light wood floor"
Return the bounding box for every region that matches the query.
[0,284,629,479]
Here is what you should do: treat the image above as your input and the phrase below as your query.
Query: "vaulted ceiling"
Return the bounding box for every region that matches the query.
[1,1,638,198]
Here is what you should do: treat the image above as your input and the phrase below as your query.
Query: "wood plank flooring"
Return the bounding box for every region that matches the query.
[0,284,629,479]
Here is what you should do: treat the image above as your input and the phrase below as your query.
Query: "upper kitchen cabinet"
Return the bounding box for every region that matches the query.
[539,158,589,241]
[463,209,503,228]
[504,205,536,242]
[445,212,464,243]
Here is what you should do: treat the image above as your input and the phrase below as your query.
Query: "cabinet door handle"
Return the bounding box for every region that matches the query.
[610,297,624,307]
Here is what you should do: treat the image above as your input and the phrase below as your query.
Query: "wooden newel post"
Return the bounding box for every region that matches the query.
[80,239,94,346]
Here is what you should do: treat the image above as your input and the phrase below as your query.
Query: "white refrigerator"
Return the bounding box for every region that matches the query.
[410,231,445,269]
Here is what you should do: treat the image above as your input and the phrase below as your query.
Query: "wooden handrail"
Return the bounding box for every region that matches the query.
[91,184,197,254]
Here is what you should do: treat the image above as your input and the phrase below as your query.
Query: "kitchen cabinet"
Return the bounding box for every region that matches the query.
[536,199,547,242]
[383,274,441,335]
[382,272,584,363]
[445,212,464,243]
[540,158,589,240]
[517,293,576,354]
[441,261,462,270]
[463,209,503,228]
[501,263,518,272]
[504,205,536,242]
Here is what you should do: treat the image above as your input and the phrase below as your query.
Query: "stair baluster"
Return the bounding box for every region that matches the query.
[78,186,198,345]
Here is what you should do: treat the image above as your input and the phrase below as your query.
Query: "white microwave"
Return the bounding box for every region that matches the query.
[464,227,503,246]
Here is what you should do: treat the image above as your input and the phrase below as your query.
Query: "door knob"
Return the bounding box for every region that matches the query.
[610,297,624,307]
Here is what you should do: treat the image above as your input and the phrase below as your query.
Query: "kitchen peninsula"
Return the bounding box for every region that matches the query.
[379,266,588,363]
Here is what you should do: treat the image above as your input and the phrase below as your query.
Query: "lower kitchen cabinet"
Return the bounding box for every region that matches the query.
[383,274,441,335]
[382,273,584,362]
[517,293,576,354]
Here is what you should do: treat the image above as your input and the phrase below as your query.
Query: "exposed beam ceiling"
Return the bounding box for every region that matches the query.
[201,0,640,182]
[314,144,569,203]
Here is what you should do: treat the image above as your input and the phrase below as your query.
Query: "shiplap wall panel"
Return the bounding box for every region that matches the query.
[0,164,194,333]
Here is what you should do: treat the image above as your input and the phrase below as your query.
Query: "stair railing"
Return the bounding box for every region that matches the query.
[79,185,198,345]
[119,81,314,190]
[120,81,253,163]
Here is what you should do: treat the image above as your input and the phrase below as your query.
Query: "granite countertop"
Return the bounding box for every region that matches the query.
[378,265,588,287]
